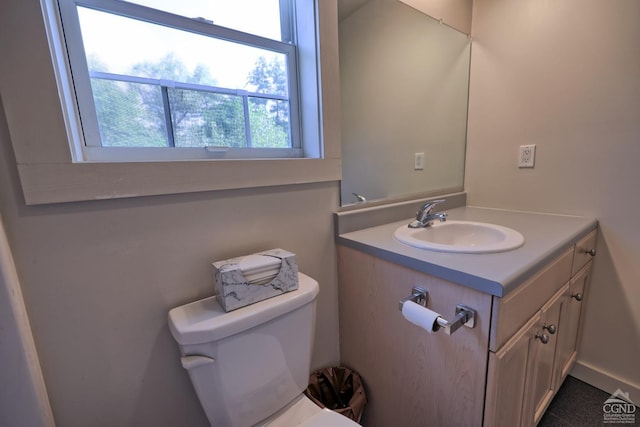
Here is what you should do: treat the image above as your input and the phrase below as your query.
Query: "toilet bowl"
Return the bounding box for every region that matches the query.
[168,273,361,427]
[262,394,358,426]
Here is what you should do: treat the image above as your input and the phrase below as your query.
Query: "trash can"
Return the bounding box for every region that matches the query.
[304,366,367,423]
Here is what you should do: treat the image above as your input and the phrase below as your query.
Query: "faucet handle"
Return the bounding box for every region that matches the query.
[418,199,446,214]
[352,193,367,203]
[415,199,447,224]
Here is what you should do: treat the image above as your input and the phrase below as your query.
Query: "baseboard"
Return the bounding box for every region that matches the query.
[571,360,640,402]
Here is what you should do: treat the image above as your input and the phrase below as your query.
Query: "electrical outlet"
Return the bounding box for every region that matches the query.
[414,152,425,170]
[518,145,536,168]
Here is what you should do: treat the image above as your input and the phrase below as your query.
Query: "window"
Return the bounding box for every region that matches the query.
[51,0,317,161]
[0,0,339,204]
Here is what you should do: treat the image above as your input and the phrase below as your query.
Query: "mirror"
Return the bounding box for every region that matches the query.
[338,0,472,206]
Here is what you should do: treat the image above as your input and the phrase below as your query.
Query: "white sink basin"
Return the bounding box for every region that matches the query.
[393,220,525,254]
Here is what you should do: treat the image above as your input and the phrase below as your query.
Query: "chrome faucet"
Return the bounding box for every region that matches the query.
[352,192,367,203]
[409,199,448,228]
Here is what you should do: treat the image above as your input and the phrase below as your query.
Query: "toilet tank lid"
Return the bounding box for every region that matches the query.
[168,273,319,345]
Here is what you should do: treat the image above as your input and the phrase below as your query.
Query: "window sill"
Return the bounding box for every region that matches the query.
[16,158,341,205]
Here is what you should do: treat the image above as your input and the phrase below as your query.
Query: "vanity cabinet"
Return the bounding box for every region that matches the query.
[337,228,596,427]
[484,229,595,427]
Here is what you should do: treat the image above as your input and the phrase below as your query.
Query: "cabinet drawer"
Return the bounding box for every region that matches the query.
[490,248,573,351]
[571,229,597,276]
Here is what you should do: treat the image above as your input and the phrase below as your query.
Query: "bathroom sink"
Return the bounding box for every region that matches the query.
[393,220,525,254]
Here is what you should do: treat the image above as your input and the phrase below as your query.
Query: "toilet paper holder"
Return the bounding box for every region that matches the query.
[399,286,477,335]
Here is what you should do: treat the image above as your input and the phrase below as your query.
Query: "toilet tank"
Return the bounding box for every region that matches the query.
[168,273,319,427]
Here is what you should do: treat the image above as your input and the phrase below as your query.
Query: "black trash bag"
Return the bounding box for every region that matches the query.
[304,366,367,423]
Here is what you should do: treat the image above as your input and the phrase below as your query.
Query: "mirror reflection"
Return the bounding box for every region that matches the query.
[338,0,471,206]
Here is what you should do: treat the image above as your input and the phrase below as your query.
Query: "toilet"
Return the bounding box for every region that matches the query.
[168,273,361,427]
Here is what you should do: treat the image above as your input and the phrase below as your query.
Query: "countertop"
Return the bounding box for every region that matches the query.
[336,206,597,297]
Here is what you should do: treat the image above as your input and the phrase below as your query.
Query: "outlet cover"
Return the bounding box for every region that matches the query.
[518,145,536,168]
[414,152,425,170]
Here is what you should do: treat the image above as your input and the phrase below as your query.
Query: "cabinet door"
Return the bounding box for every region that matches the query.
[531,284,568,424]
[555,262,592,388]
[484,313,541,427]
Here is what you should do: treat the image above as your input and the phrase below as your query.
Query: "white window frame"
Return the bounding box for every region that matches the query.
[0,0,341,204]
[58,0,304,161]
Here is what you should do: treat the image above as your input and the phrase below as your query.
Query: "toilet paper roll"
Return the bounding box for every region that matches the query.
[401,301,441,333]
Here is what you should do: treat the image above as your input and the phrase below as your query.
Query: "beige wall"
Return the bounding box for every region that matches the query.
[467,0,640,397]
[0,209,54,426]
[0,94,341,426]
[400,0,473,34]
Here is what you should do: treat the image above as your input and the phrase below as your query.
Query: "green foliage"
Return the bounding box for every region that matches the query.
[91,79,164,147]
[89,55,165,147]
[247,56,287,97]
[88,53,291,149]
[249,101,289,148]
[247,56,289,135]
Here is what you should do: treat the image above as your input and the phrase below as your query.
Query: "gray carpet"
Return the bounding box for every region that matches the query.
[538,376,638,427]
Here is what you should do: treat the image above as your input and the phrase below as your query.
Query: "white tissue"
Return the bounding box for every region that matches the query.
[238,254,281,285]
[401,301,441,333]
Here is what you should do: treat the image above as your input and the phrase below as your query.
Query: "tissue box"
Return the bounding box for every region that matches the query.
[212,248,299,312]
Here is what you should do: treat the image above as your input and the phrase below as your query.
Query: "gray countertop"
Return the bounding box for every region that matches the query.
[336,206,597,297]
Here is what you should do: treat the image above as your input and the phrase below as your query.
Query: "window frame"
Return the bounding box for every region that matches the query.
[0,0,341,205]
[58,0,303,160]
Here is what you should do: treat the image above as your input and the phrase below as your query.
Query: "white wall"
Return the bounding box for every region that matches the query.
[467,0,640,397]
[0,97,341,427]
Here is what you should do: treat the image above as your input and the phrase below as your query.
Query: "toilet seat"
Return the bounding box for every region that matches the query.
[300,408,361,426]
[262,395,360,427]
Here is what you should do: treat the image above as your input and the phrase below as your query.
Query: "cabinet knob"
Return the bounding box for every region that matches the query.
[543,324,557,334]
[584,248,596,256]
[571,293,583,302]
[535,333,549,344]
